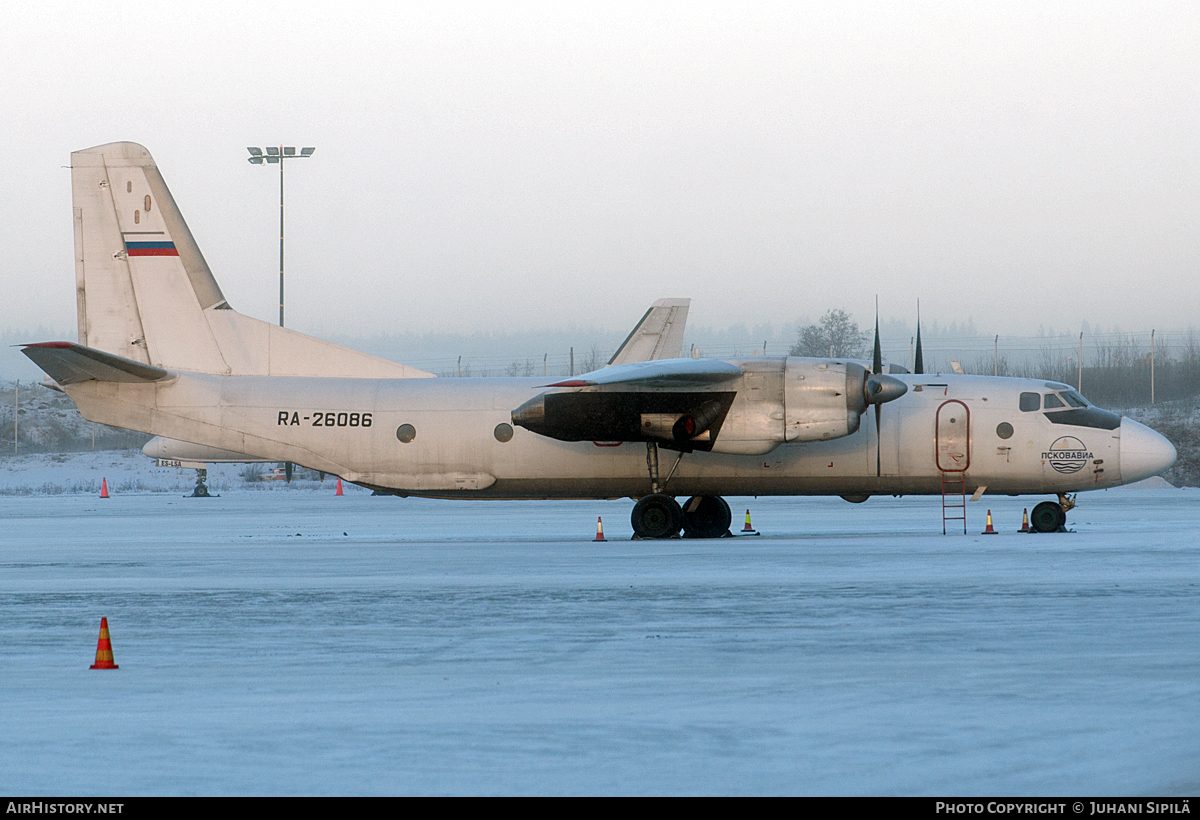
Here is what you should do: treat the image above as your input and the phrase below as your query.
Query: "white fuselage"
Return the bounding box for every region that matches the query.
[70,366,1158,499]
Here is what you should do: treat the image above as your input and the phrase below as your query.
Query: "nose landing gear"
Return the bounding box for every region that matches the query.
[1030,493,1075,533]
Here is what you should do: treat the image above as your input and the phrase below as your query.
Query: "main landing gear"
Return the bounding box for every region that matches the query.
[631,442,734,539]
[631,494,733,539]
[1029,493,1075,533]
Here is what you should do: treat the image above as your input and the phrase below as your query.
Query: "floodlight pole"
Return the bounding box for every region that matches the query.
[247,146,315,327]
[278,157,285,326]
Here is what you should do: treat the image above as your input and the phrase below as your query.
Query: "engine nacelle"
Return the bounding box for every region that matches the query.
[511,357,906,456]
[784,358,868,442]
[709,358,902,454]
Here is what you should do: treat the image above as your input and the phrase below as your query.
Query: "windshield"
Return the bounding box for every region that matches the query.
[1061,389,1089,407]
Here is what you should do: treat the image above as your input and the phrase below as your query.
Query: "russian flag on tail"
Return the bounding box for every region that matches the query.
[123,232,178,257]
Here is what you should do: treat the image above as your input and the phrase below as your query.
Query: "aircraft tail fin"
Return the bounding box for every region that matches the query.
[70,142,433,378]
[607,298,690,366]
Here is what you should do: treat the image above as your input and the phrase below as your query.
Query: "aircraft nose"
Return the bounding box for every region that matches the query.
[1119,418,1176,483]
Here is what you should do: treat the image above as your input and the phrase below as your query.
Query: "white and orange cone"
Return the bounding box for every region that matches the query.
[100,478,109,499]
[741,509,759,535]
[336,477,344,496]
[982,509,998,535]
[1019,508,1031,533]
[594,516,606,542]
[89,617,119,670]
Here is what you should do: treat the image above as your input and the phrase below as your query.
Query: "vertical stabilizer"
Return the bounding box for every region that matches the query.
[607,298,690,365]
[72,143,228,372]
[70,142,432,378]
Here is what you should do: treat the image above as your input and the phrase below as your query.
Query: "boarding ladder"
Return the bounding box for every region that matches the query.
[940,472,967,534]
[936,399,971,535]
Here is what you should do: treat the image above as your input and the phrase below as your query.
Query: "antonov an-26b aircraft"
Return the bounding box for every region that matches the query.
[23,142,1177,537]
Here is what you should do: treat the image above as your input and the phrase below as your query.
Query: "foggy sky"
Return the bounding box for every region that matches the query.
[3,2,1197,350]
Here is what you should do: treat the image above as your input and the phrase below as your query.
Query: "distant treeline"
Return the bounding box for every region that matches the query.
[957,331,1200,409]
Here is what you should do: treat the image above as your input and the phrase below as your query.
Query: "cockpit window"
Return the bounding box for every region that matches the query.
[1043,393,1065,409]
[1061,390,1088,407]
[1019,392,1040,412]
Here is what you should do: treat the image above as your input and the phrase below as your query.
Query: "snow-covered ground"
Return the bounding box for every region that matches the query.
[0,450,360,496]
[0,453,1197,795]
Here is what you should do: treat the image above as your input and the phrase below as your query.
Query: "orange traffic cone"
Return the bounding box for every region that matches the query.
[335,478,344,496]
[100,478,109,499]
[89,617,119,669]
[741,509,759,535]
[594,516,606,541]
[982,509,998,535]
[1019,508,1031,533]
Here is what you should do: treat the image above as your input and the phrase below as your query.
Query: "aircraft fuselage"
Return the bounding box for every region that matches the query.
[67,364,1158,500]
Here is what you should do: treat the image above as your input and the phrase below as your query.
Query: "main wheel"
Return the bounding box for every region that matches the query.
[682,495,732,538]
[631,494,684,539]
[1030,501,1066,533]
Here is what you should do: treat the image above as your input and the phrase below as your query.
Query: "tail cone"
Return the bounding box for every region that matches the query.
[90,617,119,670]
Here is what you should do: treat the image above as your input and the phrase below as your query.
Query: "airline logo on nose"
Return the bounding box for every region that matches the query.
[1043,436,1092,473]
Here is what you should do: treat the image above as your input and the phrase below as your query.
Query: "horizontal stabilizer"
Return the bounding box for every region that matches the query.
[21,342,170,385]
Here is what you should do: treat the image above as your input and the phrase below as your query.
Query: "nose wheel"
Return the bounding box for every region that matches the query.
[1029,500,1067,533]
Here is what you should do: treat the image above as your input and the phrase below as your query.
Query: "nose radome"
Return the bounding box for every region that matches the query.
[1119,418,1177,484]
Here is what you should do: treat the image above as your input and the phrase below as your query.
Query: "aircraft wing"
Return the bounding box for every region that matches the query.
[513,357,742,449]
[22,342,170,385]
[607,299,690,365]
[545,357,742,389]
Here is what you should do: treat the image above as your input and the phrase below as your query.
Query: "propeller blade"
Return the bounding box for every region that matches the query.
[914,302,924,375]
[863,373,907,477]
[285,461,293,483]
[875,401,882,476]
[872,307,882,375]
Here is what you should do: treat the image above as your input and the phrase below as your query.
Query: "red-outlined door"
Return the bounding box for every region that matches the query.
[936,400,970,473]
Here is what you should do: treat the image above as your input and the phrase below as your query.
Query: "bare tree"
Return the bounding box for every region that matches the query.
[790,309,868,358]
[580,345,604,373]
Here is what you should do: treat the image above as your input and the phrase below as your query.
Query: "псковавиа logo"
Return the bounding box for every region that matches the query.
[1043,436,1092,474]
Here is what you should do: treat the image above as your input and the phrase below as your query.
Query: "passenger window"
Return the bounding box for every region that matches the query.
[1043,394,1065,409]
[1019,392,1040,412]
